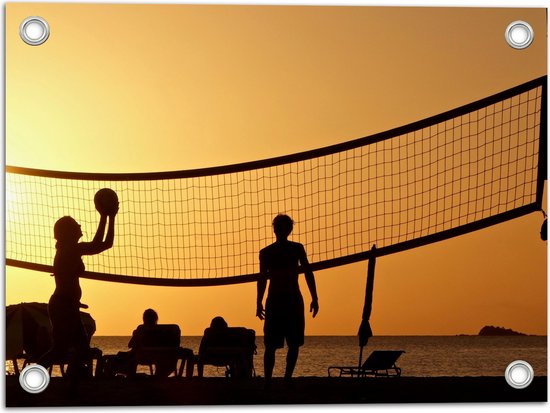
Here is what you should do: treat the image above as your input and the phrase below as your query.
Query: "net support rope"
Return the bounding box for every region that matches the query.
[6,76,547,286]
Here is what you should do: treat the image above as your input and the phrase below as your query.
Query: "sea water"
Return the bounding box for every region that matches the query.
[7,336,547,378]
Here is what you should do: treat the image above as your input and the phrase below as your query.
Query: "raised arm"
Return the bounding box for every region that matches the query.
[80,209,117,255]
[91,214,107,245]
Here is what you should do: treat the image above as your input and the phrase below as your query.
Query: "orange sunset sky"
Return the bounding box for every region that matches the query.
[4,3,547,336]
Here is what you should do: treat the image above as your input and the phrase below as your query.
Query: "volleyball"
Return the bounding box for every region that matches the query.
[94,188,119,215]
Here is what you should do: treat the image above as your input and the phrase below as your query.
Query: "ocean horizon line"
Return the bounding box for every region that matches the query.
[93,334,548,338]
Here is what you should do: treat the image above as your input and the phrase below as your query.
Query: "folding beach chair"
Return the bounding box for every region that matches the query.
[328,350,405,378]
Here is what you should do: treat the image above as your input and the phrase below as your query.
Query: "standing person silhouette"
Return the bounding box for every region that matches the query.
[39,204,117,388]
[256,214,319,389]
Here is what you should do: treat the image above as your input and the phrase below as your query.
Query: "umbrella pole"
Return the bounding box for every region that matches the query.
[357,245,377,378]
[357,345,364,378]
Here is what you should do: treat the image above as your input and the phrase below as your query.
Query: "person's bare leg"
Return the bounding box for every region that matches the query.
[264,346,276,390]
[284,346,299,387]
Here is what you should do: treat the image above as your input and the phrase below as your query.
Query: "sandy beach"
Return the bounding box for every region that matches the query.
[5,375,547,407]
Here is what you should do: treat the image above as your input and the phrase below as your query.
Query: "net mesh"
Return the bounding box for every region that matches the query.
[6,77,546,286]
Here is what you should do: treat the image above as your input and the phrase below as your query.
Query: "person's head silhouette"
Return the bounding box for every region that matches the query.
[142,308,158,325]
[272,214,294,240]
[210,316,228,329]
[54,216,82,246]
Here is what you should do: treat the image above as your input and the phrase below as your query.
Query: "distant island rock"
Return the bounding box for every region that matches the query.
[478,326,526,336]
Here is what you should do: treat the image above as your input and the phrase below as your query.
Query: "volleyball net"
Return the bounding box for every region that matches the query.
[6,76,547,286]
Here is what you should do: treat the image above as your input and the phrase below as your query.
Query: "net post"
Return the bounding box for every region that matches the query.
[536,76,547,209]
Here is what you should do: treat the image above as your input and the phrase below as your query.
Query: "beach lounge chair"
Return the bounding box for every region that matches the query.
[196,327,256,378]
[18,325,103,377]
[132,324,194,377]
[21,347,103,377]
[328,350,405,378]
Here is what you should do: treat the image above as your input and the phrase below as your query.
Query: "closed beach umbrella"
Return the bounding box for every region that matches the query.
[5,302,96,361]
[357,245,376,367]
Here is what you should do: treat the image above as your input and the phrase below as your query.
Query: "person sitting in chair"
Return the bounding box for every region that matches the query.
[108,309,180,377]
[105,309,194,378]
[197,316,256,378]
[128,308,159,351]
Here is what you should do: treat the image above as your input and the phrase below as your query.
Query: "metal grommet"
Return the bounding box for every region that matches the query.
[19,365,50,394]
[20,16,50,46]
[505,21,534,50]
[505,360,534,389]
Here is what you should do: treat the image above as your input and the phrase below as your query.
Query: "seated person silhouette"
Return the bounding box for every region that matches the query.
[197,316,228,377]
[197,316,256,378]
[109,309,184,377]
[128,308,159,351]
[198,316,229,353]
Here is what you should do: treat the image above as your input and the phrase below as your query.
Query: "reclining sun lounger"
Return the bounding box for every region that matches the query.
[328,350,405,378]
[22,347,103,377]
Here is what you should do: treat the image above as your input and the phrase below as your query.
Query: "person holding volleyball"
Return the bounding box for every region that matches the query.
[39,189,118,389]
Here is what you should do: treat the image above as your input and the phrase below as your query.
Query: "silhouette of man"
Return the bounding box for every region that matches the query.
[256,214,319,389]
